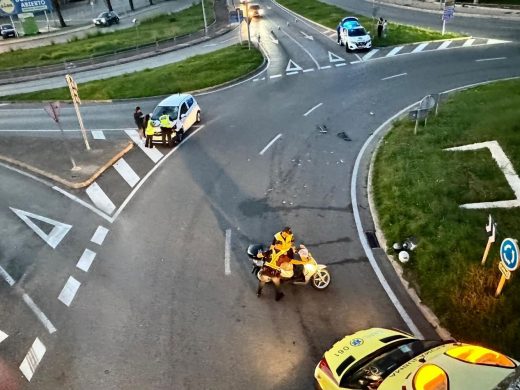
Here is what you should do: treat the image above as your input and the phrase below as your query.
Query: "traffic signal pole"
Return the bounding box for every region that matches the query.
[65,74,90,151]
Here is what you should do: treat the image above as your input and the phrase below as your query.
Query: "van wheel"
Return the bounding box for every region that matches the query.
[196,111,201,123]
[176,129,184,143]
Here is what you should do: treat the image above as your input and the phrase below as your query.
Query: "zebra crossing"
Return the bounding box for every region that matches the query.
[1,330,47,382]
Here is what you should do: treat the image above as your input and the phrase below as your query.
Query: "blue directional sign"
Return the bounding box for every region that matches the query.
[500,238,519,272]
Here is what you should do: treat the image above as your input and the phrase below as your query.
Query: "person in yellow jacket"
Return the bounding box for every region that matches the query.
[159,113,175,147]
[144,114,156,148]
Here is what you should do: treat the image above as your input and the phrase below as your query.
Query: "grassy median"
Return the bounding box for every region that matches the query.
[3,44,263,101]
[372,79,520,357]
[0,0,215,71]
[277,0,461,46]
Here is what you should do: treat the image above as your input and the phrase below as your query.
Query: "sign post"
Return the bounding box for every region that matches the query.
[44,102,79,171]
[65,74,90,151]
[442,0,455,35]
[481,214,497,265]
[495,238,519,297]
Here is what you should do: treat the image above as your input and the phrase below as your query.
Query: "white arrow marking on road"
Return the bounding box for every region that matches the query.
[300,31,314,40]
[286,59,303,72]
[20,338,46,381]
[10,208,72,249]
[328,51,345,63]
[270,36,279,44]
[0,330,7,343]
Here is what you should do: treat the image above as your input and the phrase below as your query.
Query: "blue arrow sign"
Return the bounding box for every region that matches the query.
[500,238,519,272]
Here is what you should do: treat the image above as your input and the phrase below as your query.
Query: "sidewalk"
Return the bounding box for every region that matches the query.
[0,0,233,189]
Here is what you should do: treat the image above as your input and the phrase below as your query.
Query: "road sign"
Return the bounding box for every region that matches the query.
[228,9,243,24]
[408,109,428,121]
[500,238,519,272]
[442,6,455,21]
[419,95,436,110]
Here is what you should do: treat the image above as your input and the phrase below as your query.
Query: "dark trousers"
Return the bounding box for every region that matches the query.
[377,25,383,38]
[145,134,153,148]
[161,127,172,146]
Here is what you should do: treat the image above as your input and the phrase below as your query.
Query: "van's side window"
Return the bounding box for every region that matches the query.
[180,103,188,116]
[186,98,194,107]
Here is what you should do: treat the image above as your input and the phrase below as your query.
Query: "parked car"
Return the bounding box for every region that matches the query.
[339,16,360,29]
[340,25,372,52]
[315,328,519,390]
[0,24,15,39]
[247,3,263,17]
[150,93,201,145]
[92,11,120,27]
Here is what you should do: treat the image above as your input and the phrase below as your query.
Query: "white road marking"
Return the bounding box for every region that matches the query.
[125,129,163,163]
[487,38,510,45]
[91,226,109,245]
[22,294,57,334]
[445,141,520,209]
[303,102,323,117]
[381,72,407,81]
[0,127,135,133]
[0,330,7,343]
[335,63,347,67]
[351,99,424,338]
[0,161,53,186]
[412,43,428,53]
[19,338,46,381]
[475,57,506,62]
[270,74,282,79]
[438,40,452,50]
[259,133,282,155]
[328,51,345,63]
[86,182,116,215]
[113,158,140,187]
[112,126,206,221]
[350,60,361,64]
[462,38,475,47]
[91,130,105,140]
[10,208,72,249]
[253,78,259,82]
[362,49,379,61]
[225,229,231,275]
[354,53,363,61]
[76,248,97,272]
[303,68,314,73]
[287,71,298,75]
[320,65,332,70]
[300,31,314,40]
[386,46,404,56]
[0,265,15,286]
[58,276,81,307]
[286,59,303,72]
[53,186,112,223]
[280,29,321,69]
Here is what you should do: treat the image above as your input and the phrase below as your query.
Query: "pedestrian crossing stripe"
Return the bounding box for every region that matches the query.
[328,51,345,63]
[286,59,303,72]
[0,330,7,343]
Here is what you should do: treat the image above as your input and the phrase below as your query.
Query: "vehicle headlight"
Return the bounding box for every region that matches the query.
[101,18,106,22]
[304,263,316,273]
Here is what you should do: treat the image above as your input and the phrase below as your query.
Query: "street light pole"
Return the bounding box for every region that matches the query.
[201,0,207,35]
[245,0,251,50]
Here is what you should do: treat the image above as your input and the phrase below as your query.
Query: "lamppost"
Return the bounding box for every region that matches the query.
[132,18,139,48]
[201,0,207,35]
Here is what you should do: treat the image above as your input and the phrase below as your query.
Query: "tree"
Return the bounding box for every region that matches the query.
[52,0,66,27]
[128,0,135,11]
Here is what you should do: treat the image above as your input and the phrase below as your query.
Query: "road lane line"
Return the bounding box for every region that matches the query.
[58,276,81,307]
[91,226,109,245]
[91,130,105,140]
[112,126,205,221]
[475,57,506,62]
[351,101,424,338]
[76,248,97,272]
[303,68,314,73]
[335,63,347,67]
[0,330,7,343]
[22,294,57,334]
[19,338,46,381]
[303,102,323,117]
[386,46,404,56]
[437,40,452,50]
[0,265,15,286]
[270,74,282,79]
[280,29,321,69]
[286,71,298,75]
[462,38,475,47]
[362,49,379,61]
[113,158,140,188]
[381,72,407,81]
[412,43,428,53]
[85,182,116,215]
[320,65,331,70]
[259,133,282,155]
[125,130,163,163]
[225,229,231,275]
[53,186,113,223]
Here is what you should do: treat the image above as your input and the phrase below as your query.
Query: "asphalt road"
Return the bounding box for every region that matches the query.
[0,0,519,389]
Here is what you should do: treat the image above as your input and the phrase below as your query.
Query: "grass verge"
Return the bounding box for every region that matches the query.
[3,44,263,101]
[0,0,215,71]
[372,79,520,357]
[277,0,461,47]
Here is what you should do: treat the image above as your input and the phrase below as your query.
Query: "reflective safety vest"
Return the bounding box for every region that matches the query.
[159,114,174,129]
[145,120,155,136]
[273,231,293,253]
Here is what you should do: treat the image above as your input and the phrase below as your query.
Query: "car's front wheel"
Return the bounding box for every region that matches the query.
[196,111,201,123]
[176,129,184,143]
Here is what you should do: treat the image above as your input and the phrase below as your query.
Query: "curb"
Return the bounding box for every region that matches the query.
[0,141,133,189]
